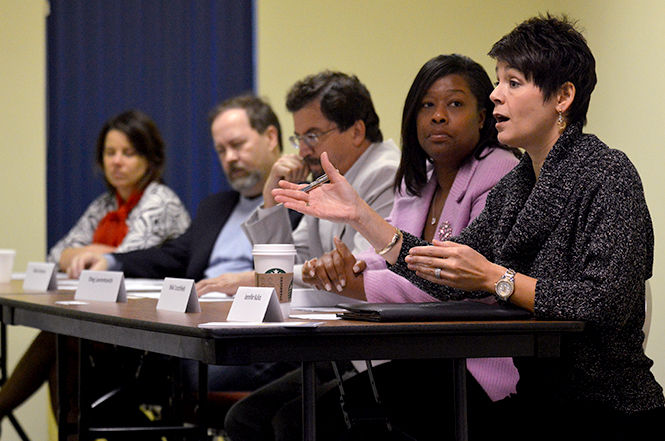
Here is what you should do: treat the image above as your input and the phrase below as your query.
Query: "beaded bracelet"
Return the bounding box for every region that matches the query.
[375,227,403,256]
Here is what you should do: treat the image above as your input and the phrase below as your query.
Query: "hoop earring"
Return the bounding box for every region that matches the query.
[557,110,567,134]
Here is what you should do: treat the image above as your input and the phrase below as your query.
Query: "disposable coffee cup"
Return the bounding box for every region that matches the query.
[0,249,16,283]
[252,244,296,303]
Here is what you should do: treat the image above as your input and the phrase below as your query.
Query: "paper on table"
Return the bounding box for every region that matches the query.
[127,292,161,299]
[291,288,365,308]
[124,278,164,292]
[290,306,346,313]
[54,279,78,291]
[56,277,164,293]
[199,292,234,302]
[198,321,322,329]
[289,313,340,320]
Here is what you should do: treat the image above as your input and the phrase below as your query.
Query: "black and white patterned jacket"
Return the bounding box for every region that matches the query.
[391,123,664,414]
[48,181,190,266]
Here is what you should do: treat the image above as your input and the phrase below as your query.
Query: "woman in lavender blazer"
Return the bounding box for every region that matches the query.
[224,54,520,441]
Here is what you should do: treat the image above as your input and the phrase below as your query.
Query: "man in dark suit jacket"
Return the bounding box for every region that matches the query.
[110,190,300,281]
[68,95,302,393]
[70,95,300,288]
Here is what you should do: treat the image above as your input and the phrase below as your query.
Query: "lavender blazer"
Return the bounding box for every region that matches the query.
[360,145,519,303]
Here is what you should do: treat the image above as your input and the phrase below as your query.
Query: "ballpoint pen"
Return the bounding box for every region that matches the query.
[300,173,329,193]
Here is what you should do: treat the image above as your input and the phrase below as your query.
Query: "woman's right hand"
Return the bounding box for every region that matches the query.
[274,151,401,265]
[272,152,367,225]
[302,238,367,300]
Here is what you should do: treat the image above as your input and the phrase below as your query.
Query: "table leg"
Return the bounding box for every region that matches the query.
[198,361,208,437]
[301,361,316,441]
[56,334,68,441]
[78,339,89,441]
[453,358,468,441]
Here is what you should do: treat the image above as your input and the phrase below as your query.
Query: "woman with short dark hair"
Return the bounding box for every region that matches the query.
[273,15,664,440]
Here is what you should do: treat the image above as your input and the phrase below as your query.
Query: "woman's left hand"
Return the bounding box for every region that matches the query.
[302,238,367,300]
[59,244,117,272]
[405,240,494,292]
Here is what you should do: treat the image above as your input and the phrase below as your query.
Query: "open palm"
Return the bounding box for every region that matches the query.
[273,152,365,223]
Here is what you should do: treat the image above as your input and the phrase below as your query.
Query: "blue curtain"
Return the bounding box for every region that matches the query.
[47,0,255,249]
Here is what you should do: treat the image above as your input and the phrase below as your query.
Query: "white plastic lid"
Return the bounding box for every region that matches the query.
[252,244,297,256]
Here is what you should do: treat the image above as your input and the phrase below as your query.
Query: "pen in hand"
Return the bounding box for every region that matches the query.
[300,173,329,193]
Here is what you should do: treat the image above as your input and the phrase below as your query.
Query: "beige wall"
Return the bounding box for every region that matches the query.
[257,0,665,385]
[0,1,662,435]
[0,0,49,440]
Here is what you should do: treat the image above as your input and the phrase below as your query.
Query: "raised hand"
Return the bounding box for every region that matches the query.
[272,152,366,223]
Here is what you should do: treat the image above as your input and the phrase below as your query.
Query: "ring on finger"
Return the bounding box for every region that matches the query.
[434,267,441,279]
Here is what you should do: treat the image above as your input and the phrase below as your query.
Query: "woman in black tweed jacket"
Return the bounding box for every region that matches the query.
[274,14,664,440]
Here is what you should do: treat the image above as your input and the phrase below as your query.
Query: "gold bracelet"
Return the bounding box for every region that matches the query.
[375,227,403,256]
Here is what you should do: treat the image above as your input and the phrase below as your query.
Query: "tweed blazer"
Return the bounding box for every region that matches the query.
[391,123,664,414]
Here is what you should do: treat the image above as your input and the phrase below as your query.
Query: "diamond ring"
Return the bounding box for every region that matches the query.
[434,267,441,279]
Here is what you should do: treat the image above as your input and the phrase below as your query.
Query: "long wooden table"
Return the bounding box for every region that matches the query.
[0,281,584,440]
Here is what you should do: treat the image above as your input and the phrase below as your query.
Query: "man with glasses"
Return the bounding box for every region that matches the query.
[236,70,400,290]
[221,70,399,441]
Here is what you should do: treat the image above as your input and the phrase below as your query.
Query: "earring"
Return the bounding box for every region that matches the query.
[557,110,567,133]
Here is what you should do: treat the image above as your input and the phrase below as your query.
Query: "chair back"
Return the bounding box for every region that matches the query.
[644,280,652,349]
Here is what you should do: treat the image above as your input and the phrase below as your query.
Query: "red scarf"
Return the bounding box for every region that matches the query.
[92,191,143,247]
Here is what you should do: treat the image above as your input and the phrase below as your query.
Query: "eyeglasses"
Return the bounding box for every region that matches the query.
[288,127,338,149]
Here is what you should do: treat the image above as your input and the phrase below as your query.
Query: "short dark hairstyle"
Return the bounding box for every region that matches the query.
[488,13,597,126]
[95,110,165,192]
[396,54,508,196]
[209,94,283,151]
[286,70,383,143]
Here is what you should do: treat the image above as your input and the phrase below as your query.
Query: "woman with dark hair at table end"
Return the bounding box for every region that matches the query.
[272,14,665,441]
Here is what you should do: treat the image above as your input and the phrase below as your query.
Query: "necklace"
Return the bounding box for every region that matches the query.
[428,183,453,240]
[429,183,445,226]
[437,221,453,241]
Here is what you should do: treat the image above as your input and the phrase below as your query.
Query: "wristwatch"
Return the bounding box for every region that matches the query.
[494,268,516,302]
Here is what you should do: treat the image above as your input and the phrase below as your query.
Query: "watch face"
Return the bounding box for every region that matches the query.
[496,280,513,298]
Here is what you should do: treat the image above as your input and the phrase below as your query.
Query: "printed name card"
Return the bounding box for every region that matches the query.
[23,262,58,291]
[156,278,201,313]
[74,270,127,302]
[226,286,284,322]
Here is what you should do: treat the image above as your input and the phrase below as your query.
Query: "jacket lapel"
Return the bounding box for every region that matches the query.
[497,125,586,262]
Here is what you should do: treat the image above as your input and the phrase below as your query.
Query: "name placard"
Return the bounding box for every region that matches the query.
[226,286,284,322]
[156,278,201,313]
[23,262,57,291]
[75,270,127,302]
